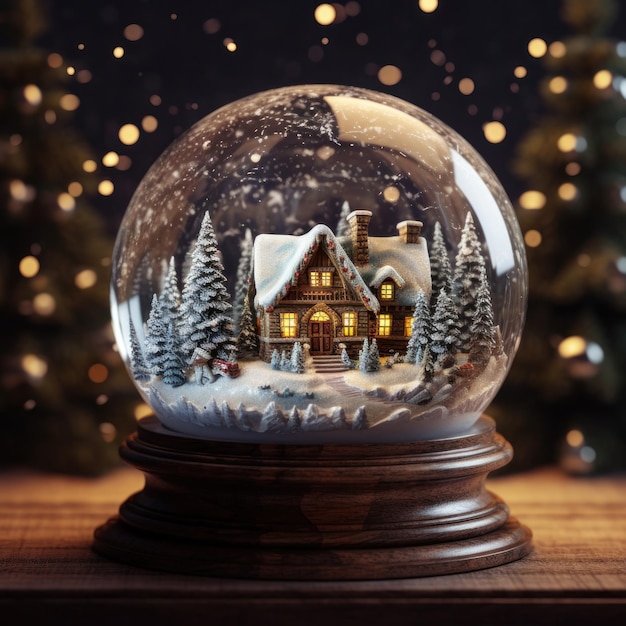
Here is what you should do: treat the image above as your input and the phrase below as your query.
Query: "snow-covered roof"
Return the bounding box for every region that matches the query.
[253,224,380,312]
[252,224,431,312]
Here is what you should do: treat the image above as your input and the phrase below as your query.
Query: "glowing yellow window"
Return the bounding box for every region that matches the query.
[343,312,357,336]
[311,271,332,286]
[378,314,392,336]
[280,312,298,338]
[380,282,394,300]
[404,316,413,337]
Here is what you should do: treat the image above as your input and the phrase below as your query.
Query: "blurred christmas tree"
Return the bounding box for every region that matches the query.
[494,0,626,473]
[0,0,139,474]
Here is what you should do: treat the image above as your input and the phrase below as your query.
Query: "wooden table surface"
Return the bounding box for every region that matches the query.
[1,465,625,625]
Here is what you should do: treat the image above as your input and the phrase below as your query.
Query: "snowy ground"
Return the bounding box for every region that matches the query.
[140,355,508,444]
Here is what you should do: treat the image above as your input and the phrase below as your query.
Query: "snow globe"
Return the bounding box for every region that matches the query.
[95,85,532,579]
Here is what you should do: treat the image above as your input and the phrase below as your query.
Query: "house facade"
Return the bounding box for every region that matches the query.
[251,210,432,361]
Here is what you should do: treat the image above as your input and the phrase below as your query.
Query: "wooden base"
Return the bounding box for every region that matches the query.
[93,415,532,579]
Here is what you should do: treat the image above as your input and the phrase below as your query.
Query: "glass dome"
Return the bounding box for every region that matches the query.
[111,84,527,444]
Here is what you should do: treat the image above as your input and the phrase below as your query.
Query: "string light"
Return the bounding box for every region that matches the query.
[22,354,48,379]
[524,230,542,247]
[377,65,402,86]
[483,121,506,143]
[458,78,475,95]
[549,76,568,94]
[83,159,97,173]
[19,256,40,278]
[102,151,120,167]
[75,269,98,289]
[33,293,56,316]
[98,180,115,196]
[519,190,546,210]
[118,123,140,145]
[418,0,439,13]
[141,115,158,132]
[57,192,76,211]
[528,38,548,58]
[59,94,80,111]
[593,69,613,89]
[113,46,125,59]
[23,84,42,106]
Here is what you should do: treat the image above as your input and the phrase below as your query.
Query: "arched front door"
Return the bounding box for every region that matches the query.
[309,311,332,354]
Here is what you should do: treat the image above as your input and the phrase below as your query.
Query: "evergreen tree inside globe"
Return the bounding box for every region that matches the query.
[496,0,626,473]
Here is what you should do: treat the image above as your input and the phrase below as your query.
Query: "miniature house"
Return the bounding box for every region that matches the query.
[252,210,431,361]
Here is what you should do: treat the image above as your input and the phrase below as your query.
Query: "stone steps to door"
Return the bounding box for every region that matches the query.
[311,355,348,373]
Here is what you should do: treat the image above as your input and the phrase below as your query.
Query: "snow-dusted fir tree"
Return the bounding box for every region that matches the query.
[270,349,281,370]
[128,318,150,382]
[422,346,435,383]
[161,319,186,387]
[336,200,351,238]
[429,221,452,309]
[367,338,381,372]
[145,294,169,377]
[341,347,353,370]
[232,229,253,332]
[179,212,236,366]
[290,341,305,373]
[468,265,497,368]
[161,257,182,327]
[279,349,290,372]
[452,213,486,353]
[430,289,460,369]
[358,337,370,372]
[405,289,431,364]
[236,294,259,358]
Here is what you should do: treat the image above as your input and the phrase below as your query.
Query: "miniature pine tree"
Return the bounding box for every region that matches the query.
[179,212,236,365]
[405,290,431,364]
[451,213,486,353]
[279,349,290,371]
[430,289,460,369]
[422,346,435,383]
[341,347,353,369]
[236,295,259,358]
[161,319,186,387]
[144,294,169,377]
[358,337,370,372]
[161,257,182,327]
[232,229,253,332]
[468,266,496,368]
[128,318,150,382]
[270,349,281,370]
[367,338,381,372]
[336,200,351,237]
[429,222,452,308]
[290,341,305,373]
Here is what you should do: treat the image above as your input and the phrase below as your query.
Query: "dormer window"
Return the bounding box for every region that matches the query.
[380,281,394,300]
[310,270,333,287]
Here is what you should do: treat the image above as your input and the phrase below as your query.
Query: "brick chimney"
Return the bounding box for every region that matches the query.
[346,210,372,266]
[396,220,423,244]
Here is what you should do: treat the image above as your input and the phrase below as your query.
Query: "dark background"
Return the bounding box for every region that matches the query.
[40,0,626,232]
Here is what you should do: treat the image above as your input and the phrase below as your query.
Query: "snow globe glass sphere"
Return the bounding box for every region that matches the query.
[111,84,527,444]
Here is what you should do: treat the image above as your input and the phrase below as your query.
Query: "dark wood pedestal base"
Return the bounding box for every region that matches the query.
[93,415,532,580]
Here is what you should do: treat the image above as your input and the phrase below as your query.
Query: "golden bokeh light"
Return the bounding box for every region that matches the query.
[528,38,548,58]
[593,69,613,89]
[66,66,75,76]
[514,66,527,78]
[224,38,238,52]
[19,256,40,278]
[47,52,63,68]
[59,94,80,111]
[558,182,578,201]
[98,180,115,196]
[123,24,144,41]
[549,76,568,94]
[134,403,153,420]
[57,192,76,212]
[519,190,546,210]
[83,159,97,173]
[458,77,475,95]
[33,293,56,316]
[418,0,439,13]
[99,422,117,443]
[558,335,586,358]
[23,84,42,106]
[549,41,567,58]
[565,162,581,176]
[10,179,30,201]
[22,354,48,379]
[383,185,400,203]
[88,363,109,383]
[524,229,542,247]
[377,64,402,86]
[68,181,83,196]
[314,3,336,25]
[483,121,506,143]
[75,269,98,289]
[566,429,585,447]
[102,151,120,167]
[113,46,125,59]
[118,123,140,145]
[557,132,577,152]
[141,115,158,132]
